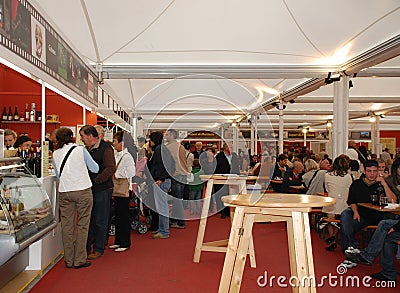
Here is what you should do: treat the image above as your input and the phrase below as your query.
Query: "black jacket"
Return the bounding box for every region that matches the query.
[214,151,239,175]
[146,144,175,182]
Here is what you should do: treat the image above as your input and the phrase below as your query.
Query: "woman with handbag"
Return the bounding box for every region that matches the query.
[110,131,136,252]
[52,127,99,269]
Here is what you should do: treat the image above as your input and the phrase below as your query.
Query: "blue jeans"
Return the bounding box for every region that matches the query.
[380,230,400,280]
[359,219,400,280]
[340,208,369,251]
[189,189,202,214]
[170,175,186,227]
[153,179,171,236]
[86,188,112,254]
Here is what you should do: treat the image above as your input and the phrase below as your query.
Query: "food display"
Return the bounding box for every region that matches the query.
[0,158,55,265]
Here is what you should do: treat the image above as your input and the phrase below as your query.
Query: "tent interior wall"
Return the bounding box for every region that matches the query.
[0,0,400,155]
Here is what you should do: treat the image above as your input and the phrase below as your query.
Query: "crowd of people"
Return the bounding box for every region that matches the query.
[4,127,400,280]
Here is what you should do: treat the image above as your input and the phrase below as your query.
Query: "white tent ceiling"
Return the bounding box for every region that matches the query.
[28,0,400,133]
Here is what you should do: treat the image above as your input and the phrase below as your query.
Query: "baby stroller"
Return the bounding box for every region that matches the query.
[130,179,152,234]
[108,178,151,236]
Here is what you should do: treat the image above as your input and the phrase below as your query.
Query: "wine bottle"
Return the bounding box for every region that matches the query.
[2,106,7,121]
[14,106,19,121]
[20,110,24,121]
[7,106,13,121]
[25,103,29,120]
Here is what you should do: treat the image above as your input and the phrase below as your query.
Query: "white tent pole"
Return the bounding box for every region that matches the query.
[371,116,380,155]
[250,117,255,155]
[332,75,349,158]
[254,116,258,155]
[278,103,284,155]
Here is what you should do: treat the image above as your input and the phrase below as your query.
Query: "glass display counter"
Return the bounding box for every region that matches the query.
[0,157,56,267]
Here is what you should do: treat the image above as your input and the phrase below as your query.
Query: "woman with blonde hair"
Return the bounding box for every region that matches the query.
[302,159,326,195]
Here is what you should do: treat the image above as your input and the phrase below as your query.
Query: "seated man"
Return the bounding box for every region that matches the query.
[340,160,397,253]
[270,154,288,192]
[281,160,304,193]
[345,218,400,281]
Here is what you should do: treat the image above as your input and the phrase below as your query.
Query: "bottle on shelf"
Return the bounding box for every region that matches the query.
[14,106,19,121]
[7,106,13,121]
[2,106,7,121]
[25,103,30,120]
[20,110,25,121]
[30,103,36,122]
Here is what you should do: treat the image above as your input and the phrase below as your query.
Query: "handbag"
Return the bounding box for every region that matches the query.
[112,154,130,197]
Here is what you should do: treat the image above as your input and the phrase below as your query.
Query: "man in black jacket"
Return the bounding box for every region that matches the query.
[214,142,239,218]
[146,131,175,239]
[80,125,116,259]
[281,160,304,193]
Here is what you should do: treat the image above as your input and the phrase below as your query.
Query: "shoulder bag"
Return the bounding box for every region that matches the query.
[113,154,130,197]
[59,146,77,177]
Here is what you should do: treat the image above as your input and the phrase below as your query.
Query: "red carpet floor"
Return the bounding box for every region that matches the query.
[29,215,399,292]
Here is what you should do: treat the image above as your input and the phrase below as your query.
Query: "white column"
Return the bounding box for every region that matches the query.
[332,75,349,158]
[41,82,46,177]
[250,118,255,155]
[279,104,284,155]
[83,108,86,124]
[233,126,239,154]
[254,116,258,155]
[371,116,381,155]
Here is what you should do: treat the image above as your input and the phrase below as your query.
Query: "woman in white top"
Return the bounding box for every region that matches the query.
[52,127,99,269]
[323,154,353,251]
[109,131,136,252]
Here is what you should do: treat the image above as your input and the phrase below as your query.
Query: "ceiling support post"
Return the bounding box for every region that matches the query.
[332,75,349,158]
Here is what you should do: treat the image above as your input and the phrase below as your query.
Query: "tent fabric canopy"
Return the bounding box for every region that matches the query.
[28,0,400,131]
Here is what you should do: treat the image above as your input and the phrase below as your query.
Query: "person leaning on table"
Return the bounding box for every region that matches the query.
[52,127,99,269]
[340,160,398,253]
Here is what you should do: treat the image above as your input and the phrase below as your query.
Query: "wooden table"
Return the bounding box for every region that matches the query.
[317,192,328,197]
[193,175,258,267]
[219,193,335,293]
[357,202,400,215]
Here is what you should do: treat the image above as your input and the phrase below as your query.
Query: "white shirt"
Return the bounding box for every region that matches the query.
[115,149,136,190]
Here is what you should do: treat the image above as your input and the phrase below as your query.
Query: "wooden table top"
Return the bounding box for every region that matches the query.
[221,193,336,209]
[270,179,283,184]
[289,185,307,190]
[358,202,400,214]
[317,192,328,197]
[200,174,258,181]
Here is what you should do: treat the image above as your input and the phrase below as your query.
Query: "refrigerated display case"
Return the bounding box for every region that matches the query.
[0,157,57,287]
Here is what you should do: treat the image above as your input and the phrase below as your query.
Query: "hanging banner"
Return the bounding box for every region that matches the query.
[0,0,98,106]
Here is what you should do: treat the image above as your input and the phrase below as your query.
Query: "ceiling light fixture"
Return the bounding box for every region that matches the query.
[324,72,341,85]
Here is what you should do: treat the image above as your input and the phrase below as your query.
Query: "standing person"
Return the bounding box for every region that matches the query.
[183,142,194,209]
[165,129,187,229]
[322,155,353,251]
[109,131,136,252]
[214,142,240,218]
[79,125,116,260]
[52,127,99,268]
[135,148,147,178]
[189,159,205,215]
[192,141,204,159]
[146,131,175,239]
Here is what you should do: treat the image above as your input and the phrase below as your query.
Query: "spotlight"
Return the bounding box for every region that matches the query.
[275,104,286,110]
[349,80,354,88]
[325,72,341,84]
[326,121,332,128]
[288,99,295,104]
[369,116,376,123]
[137,116,143,121]
[379,114,385,119]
